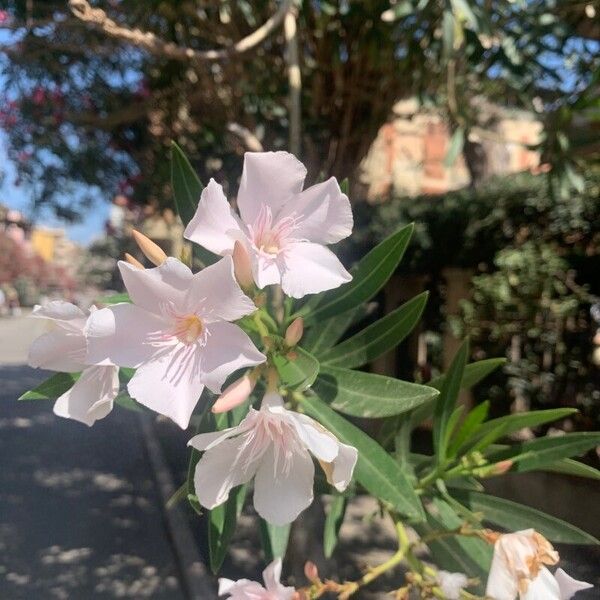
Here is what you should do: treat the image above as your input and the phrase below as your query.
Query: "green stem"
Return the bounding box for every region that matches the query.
[253,310,270,339]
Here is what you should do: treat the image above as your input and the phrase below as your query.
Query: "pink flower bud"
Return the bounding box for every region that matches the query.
[232,241,254,290]
[285,317,304,347]
[304,561,319,583]
[132,229,167,266]
[124,253,144,270]
[211,373,255,414]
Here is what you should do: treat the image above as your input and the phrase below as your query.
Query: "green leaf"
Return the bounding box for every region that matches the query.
[98,292,131,304]
[444,127,465,166]
[304,224,414,323]
[272,346,320,391]
[419,498,492,586]
[19,372,79,400]
[115,392,144,412]
[428,358,506,391]
[259,519,291,560]
[312,366,438,419]
[170,141,217,268]
[452,490,599,545]
[299,393,424,521]
[543,458,600,481]
[486,432,600,473]
[303,304,369,355]
[208,485,248,572]
[466,409,578,450]
[447,401,490,457]
[324,494,347,558]
[434,339,469,463]
[319,293,428,369]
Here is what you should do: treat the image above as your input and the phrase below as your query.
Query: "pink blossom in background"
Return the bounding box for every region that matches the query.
[218,559,295,600]
[185,151,353,299]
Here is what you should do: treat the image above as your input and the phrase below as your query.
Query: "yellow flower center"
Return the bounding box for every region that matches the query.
[175,315,204,344]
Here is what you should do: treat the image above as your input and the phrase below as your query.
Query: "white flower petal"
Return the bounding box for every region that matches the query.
[262,558,283,592]
[486,540,520,600]
[119,257,193,315]
[53,365,119,427]
[218,578,267,598]
[194,436,261,509]
[253,444,314,525]
[438,571,469,600]
[522,567,561,600]
[554,568,593,599]
[127,346,205,429]
[237,151,307,224]
[32,300,86,322]
[279,177,353,244]
[281,242,351,298]
[251,252,282,289]
[287,412,339,463]
[200,321,265,393]
[28,330,86,372]
[185,256,256,322]
[328,442,358,492]
[188,427,239,451]
[184,178,242,255]
[85,304,167,368]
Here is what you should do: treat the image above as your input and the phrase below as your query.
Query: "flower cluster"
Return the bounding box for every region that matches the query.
[28,151,358,529]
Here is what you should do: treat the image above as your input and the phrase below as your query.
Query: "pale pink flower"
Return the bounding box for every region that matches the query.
[28,301,119,427]
[189,391,358,525]
[218,559,295,600]
[86,256,265,429]
[485,529,567,600]
[518,566,593,600]
[184,151,353,298]
[553,568,593,599]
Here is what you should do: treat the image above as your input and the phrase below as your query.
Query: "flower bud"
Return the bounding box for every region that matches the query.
[492,459,513,475]
[132,229,167,266]
[304,561,319,583]
[124,252,145,270]
[232,241,254,290]
[211,373,255,414]
[285,317,304,347]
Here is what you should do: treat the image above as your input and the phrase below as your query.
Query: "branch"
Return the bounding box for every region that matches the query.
[226,123,264,152]
[283,7,302,156]
[68,0,293,62]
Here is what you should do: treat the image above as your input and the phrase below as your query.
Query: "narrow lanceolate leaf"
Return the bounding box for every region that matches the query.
[452,490,599,545]
[303,304,369,355]
[19,372,79,400]
[428,357,506,391]
[208,485,248,572]
[486,432,600,473]
[319,292,428,369]
[447,401,489,457]
[171,141,203,225]
[170,141,217,268]
[419,498,492,587]
[300,393,425,521]
[97,292,131,304]
[305,224,414,323]
[464,408,578,451]
[272,346,319,391]
[324,494,347,558]
[259,519,291,560]
[433,339,469,464]
[543,458,600,481]
[312,366,438,419]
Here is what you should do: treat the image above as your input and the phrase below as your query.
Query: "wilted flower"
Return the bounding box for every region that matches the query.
[437,570,469,599]
[86,256,265,429]
[189,391,358,524]
[184,151,353,298]
[486,529,562,600]
[28,301,119,427]
[218,559,295,600]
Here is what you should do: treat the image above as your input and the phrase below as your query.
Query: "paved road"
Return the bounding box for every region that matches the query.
[0,312,190,600]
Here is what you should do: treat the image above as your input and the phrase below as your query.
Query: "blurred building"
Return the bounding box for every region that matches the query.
[30,227,82,278]
[360,98,541,201]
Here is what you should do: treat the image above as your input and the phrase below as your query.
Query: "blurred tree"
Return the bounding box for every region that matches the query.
[0,0,598,218]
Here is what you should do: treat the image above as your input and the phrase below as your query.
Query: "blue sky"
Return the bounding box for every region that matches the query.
[0,134,109,244]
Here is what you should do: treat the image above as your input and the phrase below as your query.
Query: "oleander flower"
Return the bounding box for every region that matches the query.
[485,529,577,600]
[86,256,265,429]
[28,301,119,427]
[437,570,469,599]
[184,151,353,298]
[218,559,295,600]
[189,391,358,525]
